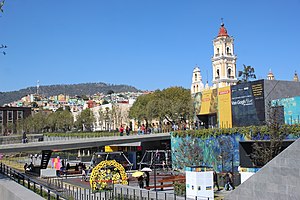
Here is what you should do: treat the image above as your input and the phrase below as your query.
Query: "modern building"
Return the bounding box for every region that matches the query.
[0,106,32,135]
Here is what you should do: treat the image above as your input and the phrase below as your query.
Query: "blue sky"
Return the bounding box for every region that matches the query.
[0,0,299,92]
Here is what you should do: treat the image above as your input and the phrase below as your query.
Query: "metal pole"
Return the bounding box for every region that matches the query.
[77,187,79,200]
[40,185,43,197]
[154,158,157,191]
[231,153,234,185]
[48,189,51,200]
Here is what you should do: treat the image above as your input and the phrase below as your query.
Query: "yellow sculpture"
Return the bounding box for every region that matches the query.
[90,160,128,191]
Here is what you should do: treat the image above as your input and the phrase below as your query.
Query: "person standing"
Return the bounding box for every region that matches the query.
[126,126,130,136]
[22,131,27,143]
[119,125,124,136]
[144,171,150,187]
[138,175,144,188]
[141,124,145,135]
[81,169,86,181]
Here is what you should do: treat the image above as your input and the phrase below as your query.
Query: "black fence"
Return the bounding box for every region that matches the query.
[0,163,212,200]
[0,163,64,200]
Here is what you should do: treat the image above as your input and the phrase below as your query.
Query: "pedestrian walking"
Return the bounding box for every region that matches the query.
[126,126,130,136]
[213,170,220,191]
[224,172,234,191]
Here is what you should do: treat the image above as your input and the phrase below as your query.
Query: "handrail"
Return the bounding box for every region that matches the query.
[0,163,65,200]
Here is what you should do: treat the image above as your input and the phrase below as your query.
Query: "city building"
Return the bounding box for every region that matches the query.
[267,69,275,80]
[191,65,205,95]
[192,23,300,128]
[0,106,32,135]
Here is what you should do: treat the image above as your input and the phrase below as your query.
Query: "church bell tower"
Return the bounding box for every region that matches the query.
[191,65,204,94]
[211,22,238,88]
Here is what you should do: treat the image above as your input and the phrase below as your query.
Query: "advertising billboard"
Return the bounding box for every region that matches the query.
[200,89,217,115]
[192,92,202,115]
[218,86,232,128]
[231,80,265,127]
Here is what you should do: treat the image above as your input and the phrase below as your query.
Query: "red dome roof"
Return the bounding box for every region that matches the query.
[218,23,229,37]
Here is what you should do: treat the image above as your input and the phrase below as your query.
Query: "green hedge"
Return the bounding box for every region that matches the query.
[172,124,300,139]
[44,131,119,138]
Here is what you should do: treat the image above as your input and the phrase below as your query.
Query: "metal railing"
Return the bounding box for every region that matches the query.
[0,163,65,200]
[0,163,212,200]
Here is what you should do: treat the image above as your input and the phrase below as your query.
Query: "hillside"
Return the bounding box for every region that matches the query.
[0,82,140,105]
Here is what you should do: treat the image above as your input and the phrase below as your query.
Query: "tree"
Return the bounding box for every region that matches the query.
[22,112,48,133]
[129,87,193,128]
[238,64,256,83]
[129,93,153,124]
[47,110,73,132]
[102,99,109,105]
[250,102,286,167]
[75,108,95,131]
[106,90,114,95]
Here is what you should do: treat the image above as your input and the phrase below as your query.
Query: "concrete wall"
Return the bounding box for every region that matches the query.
[0,174,44,200]
[225,138,300,200]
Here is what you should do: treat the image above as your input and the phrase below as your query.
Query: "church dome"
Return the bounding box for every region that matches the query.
[218,23,229,37]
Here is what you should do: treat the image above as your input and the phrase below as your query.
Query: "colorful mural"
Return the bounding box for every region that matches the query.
[171,132,299,173]
[272,96,300,125]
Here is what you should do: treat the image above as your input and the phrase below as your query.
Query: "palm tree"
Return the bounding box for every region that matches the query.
[238,64,256,83]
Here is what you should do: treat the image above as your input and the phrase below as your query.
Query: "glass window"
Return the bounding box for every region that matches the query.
[17,111,23,120]
[228,68,232,77]
[0,111,3,123]
[8,111,13,122]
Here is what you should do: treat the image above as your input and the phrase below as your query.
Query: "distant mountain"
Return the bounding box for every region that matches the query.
[0,82,140,106]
